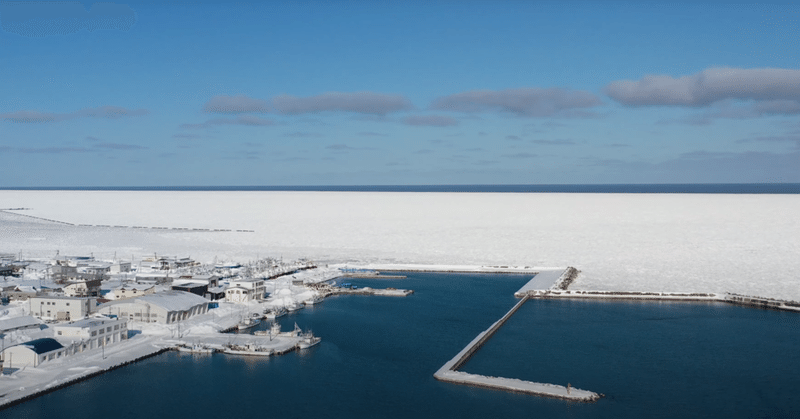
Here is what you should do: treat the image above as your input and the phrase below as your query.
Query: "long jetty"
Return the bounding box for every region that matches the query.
[434,269,602,402]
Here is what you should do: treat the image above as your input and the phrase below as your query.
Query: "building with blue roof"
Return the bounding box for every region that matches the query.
[1,338,65,368]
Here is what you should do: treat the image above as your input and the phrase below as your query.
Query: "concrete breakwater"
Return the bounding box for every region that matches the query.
[724,293,800,312]
[328,287,413,297]
[519,290,800,313]
[340,273,407,279]
[434,274,602,402]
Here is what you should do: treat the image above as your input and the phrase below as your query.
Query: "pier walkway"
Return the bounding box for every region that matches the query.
[434,268,602,402]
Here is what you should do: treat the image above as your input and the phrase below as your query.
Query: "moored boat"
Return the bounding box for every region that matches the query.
[237,316,261,330]
[297,330,321,349]
[222,343,272,356]
[176,344,215,354]
[264,307,287,319]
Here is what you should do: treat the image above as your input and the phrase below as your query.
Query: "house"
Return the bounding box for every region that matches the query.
[97,291,210,324]
[108,284,155,300]
[63,279,102,298]
[0,265,13,278]
[224,278,266,303]
[6,285,38,301]
[29,296,97,321]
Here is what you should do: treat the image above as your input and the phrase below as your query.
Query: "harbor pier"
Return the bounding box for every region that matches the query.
[434,268,602,402]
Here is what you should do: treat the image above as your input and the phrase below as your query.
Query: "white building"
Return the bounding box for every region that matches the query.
[63,278,102,298]
[110,261,132,273]
[98,291,210,324]
[225,278,266,303]
[1,338,66,369]
[29,296,97,321]
[2,318,127,369]
[53,317,127,348]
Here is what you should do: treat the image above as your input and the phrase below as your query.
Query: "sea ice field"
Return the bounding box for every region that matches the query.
[1,190,798,300]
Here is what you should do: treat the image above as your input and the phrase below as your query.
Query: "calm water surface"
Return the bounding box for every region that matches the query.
[5,272,799,418]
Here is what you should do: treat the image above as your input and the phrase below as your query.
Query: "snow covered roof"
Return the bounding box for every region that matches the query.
[55,317,121,329]
[19,338,64,354]
[0,316,41,333]
[102,290,208,312]
[114,284,154,292]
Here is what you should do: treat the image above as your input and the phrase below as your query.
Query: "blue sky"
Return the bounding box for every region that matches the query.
[1,0,799,186]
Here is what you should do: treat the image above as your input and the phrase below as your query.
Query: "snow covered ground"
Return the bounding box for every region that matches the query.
[1,190,798,300]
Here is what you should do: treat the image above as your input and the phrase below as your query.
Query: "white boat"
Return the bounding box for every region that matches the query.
[264,307,287,319]
[276,322,302,338]
[297,330,321,349]
[176,344,214,354]
[237,317,261,330]
[222,343,272,356]
[254,322,282,337]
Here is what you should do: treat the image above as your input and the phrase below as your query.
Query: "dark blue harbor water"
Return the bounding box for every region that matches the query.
[4,273,799,418]
[3,183,800,193]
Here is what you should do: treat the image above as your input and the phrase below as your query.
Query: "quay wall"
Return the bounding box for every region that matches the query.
[0,346,169,411]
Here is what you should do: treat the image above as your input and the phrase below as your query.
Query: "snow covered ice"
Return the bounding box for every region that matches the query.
[1,190,799,300]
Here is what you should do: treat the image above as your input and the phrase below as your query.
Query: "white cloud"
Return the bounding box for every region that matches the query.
[272,92,413,115]
[605,67,800,108]
[430,88,602,117]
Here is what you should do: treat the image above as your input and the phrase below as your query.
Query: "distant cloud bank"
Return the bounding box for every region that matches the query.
[0,2,136,37]
[272,92,413,116]
[605,68,800,111]
[430,88,602,117]
[0,106,148,123]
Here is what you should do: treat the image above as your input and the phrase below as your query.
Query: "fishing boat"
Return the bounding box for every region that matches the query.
[264,307,287,319]
[176,344,215,354]
[297,330,321,349]
[222,343,272,356]
[237,316,261,330]
[276,322,302,338]
[254,322,282,337]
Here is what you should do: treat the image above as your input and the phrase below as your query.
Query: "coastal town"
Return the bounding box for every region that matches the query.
[0,252,418,408]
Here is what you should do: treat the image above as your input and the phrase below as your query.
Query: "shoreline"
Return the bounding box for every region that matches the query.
[3,264,799,409]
